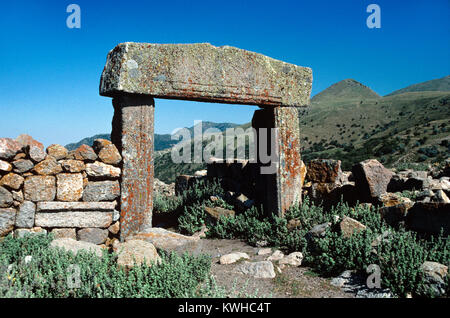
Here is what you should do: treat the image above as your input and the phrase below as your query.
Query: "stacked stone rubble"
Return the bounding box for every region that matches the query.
[0,135,121,245]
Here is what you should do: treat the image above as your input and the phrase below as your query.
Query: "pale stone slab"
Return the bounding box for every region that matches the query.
[35,212,113,228]
[37,201,116,212]
[100,43,312,107]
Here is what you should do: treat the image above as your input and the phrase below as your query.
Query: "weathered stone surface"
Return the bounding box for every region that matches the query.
[204,206,235,221]
[279,252,303,267]
[77,228,109,245]
[114,239,161,268]
[239,261,276,279]
[15,201,35,228]
[11,190,23,203]
[85,161,121,178]
[50,238,103,257]
[0,173,24,190]
[93,139,112,153]
[60,159,85,173]
[0,208,16,236]
[14,227,47,238]
[26,145,47,163]
[12,159,34,173]
[219,252,250,265]
[267,250,284,261]
[108,221,120,235]
[51,228,77,240]
[307,159,342,183]
[252,107,303,216]
[127,228,200,253]
[100,43,312,107]
[56,173,83,201]
[16,134,43,151]
[23,176,56,202]
[421,261,448,297]
[33,157,62,175]
[0,160,13,173]
[98,144,122,165]
[112,95,154,239]
[35,212,113,228]
[0,186,14,208]
[73,145,98,161]
[406,202,450,236]
[434,189,450,203]
[257,248,272,256]
[82,180,120,202]
[0,138,22,160]
[352,159,394,201]
[46,144,68,160]
[307,222,331,239]
[339,216,367,238]
[37,201,116,212]
[379,202,413,227]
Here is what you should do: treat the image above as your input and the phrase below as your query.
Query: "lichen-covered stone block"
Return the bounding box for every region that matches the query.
[57,173,83,201]
[100,43,312,107]
[23,176,56,202]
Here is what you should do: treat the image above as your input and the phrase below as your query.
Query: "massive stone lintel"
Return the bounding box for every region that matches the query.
[100,43,312,107]
[112,95,155,241]
[252,107,303,216]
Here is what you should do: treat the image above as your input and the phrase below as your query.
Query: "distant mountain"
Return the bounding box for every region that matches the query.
[386,75,450,96]
[311,79,380,103]
[65,122,240,152]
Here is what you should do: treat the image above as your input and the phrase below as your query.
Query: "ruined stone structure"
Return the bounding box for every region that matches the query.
[100,43,313,240]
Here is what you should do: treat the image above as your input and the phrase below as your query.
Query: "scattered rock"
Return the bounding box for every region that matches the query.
[352,159,394,201]
[239,261,276,279]
[114,239,161,268]
[219,252,250,265]
[307,159,342,183]
[127,228,200,254]
[50,238,103,257]
[339,216,366,238]
[77,228,109,245]
[279,252,303,267]
[257,248,272,256]
[267,250,284,261]
[23,176,56,202]
[204,206,235,221]
[15,201,35,228]
[421,261,448,297]
[46,144,68,160]
[434,189,450,203]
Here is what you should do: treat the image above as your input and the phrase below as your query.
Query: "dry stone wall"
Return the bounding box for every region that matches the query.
[0,134,121,246]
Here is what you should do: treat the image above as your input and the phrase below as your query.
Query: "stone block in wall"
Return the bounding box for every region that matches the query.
[33,157,62,175]
[14,227,47,238]
[37,201,116,212]
[77,228,109,244]
[0,160,13,173]
[85,162,121,178]
[0,208,16,236]
[46,144,68,160]
[82,181,120,202]
[15,201,35,228]
[51,228,77,240]
[56,173,83,201]
[98,144,122,165]
[0,186,13,208]
[73,145,98,162]
[26,145,47,163]
[0,138,22,161]
[60,160,85,173]
[12,159,34,173]
[35,212,113,228]
[0,173,24,190]
[23,176,56,202]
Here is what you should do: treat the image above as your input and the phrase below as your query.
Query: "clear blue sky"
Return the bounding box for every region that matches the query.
[0,0,449,147]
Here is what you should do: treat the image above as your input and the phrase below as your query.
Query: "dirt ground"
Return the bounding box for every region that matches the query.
[188,238,355,298]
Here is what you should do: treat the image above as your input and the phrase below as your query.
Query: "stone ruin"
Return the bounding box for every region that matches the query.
[99,43,313,240]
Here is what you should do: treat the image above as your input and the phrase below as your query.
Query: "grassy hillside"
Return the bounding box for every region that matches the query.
[311,79,380,103]
[386,75,450,96]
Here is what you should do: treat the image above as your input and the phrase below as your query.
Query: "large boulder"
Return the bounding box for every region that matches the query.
[406,202,450,236]
[421,261,448,297]
[352,159,394,202]
[307,159,342,183]
[113,239,161,268]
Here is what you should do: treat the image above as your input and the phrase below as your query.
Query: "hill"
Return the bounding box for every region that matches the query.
[311,79,380,103]
[386,75,450,96]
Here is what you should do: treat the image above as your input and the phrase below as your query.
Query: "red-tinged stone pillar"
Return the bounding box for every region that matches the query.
[252,106,303,217]
[112,95,155,241]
